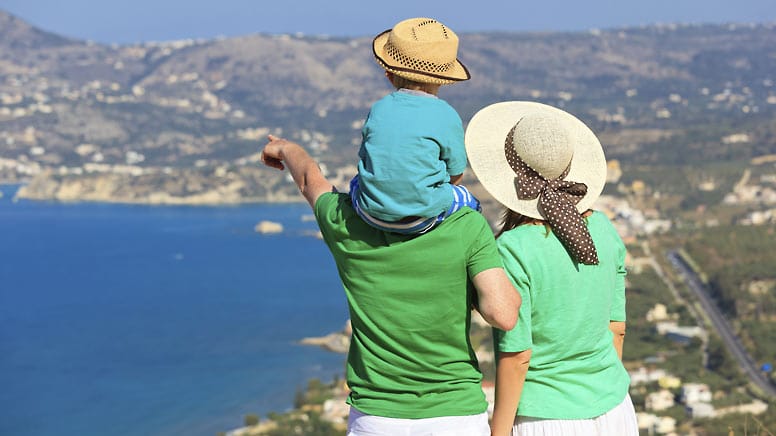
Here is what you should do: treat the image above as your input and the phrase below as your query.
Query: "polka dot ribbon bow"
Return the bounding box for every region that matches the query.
[504,131,600,265]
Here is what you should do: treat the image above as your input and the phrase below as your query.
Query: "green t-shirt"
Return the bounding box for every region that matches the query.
[494,211,629,419]
[314,192,502,419]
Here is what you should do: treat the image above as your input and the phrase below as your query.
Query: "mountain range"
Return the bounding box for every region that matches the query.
[1,10,775,203]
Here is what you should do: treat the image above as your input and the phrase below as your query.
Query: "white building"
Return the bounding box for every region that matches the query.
[686,401,716,418]
[656,322,705,341]
[636,412,677,434]
[646,303,670,322]
[645,389,675,411]
[681,383,713,404]
[629,367,667,386]
[716,400,768,417]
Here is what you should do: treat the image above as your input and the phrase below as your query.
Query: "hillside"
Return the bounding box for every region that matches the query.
[1,10,775,203]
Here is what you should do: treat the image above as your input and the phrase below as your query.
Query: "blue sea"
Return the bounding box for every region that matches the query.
[0,185,349,436]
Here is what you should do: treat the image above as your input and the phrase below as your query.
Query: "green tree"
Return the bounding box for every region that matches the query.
[244,414,259,427]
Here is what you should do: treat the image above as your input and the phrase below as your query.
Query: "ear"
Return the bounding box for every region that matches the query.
[385,71,395,85]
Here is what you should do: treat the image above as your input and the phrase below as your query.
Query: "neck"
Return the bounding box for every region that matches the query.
[398,85,440,96]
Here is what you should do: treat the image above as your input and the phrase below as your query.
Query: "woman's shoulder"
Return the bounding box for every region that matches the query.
[587,210,618,232]
[496,224,549,249]
[587,210,626,251]
[589,209,609,220]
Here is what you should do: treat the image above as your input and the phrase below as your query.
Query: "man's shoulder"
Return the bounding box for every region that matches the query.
[434,208,493,237]
[315,197,492,242]
[314,191,350,217]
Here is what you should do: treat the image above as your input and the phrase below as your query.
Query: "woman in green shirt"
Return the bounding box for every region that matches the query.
[465,101,639,436]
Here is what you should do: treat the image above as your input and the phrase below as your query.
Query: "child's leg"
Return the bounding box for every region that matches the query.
[349,175,360,208]
[435,184,481,224]
[349,175,375,225]
[350,175,437,234]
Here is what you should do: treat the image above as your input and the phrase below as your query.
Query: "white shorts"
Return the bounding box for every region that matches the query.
[514,394,639,436]
[346,407,490,436]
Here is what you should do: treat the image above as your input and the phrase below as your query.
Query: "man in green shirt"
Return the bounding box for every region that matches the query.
[260,134,519,436]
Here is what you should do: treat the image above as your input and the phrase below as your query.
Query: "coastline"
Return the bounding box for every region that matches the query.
[298,320,351,354]
[14,193,307,206]
[2,182,308,206]
[225,325,352,436]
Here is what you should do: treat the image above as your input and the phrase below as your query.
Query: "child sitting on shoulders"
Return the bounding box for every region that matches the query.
[350,17,480,234]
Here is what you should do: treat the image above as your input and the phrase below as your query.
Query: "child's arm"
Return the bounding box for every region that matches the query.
[491,349,532,436]
[449,173,463,185]
[610,321,626,360]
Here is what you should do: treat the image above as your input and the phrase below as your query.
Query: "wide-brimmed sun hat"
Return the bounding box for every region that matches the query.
[465,101,607,264]
[373,17,470,85]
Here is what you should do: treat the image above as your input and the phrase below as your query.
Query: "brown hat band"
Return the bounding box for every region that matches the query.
[505,126,600,265]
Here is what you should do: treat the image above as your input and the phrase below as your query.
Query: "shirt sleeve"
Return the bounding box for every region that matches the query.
[313,192,339,243]
[465,213,504,278]
[610,231,628,322]
[494,236,533,353]
[358,109,373,162]
[438,107,467,176]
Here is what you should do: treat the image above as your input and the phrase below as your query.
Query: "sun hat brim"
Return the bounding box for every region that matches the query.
[464,101,607,219]
[372,29,470,85]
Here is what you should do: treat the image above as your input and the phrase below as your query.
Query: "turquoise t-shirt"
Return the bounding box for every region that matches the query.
[314,192,501,419]
[494,211,630,420]
[355,90,467,221]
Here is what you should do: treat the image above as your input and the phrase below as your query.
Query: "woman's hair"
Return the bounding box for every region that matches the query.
[496,209,549,239]
[496,208,594,239]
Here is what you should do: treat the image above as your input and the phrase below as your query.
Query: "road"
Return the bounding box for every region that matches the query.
[667,250,776,398]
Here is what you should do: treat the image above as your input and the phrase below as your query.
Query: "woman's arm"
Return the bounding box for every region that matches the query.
[610,321,626,360]
[491,349,532,436]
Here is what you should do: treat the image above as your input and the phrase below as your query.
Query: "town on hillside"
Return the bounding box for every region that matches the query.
[2,9,775,435]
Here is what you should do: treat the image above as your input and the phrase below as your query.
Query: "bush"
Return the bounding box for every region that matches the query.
[244,414,260,427]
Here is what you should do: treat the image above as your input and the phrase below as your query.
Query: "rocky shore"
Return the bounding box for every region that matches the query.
[13,167,306,206]
[299,321,351,354]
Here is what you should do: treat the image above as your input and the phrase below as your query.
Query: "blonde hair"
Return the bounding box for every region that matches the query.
[389,74,440,94]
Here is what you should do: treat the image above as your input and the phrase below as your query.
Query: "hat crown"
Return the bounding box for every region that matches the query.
[510,113,574,180]
[464,101,607,220]
[386,18,459,65]
[372,17,470,84]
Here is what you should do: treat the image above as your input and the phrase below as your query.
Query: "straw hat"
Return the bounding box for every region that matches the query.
[373,17,470,85]
[465,101,607,219]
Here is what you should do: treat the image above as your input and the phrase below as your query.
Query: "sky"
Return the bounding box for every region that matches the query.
[1,0,775,44]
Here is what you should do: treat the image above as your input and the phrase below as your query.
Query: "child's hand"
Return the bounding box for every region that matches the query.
[260,134,288,170]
